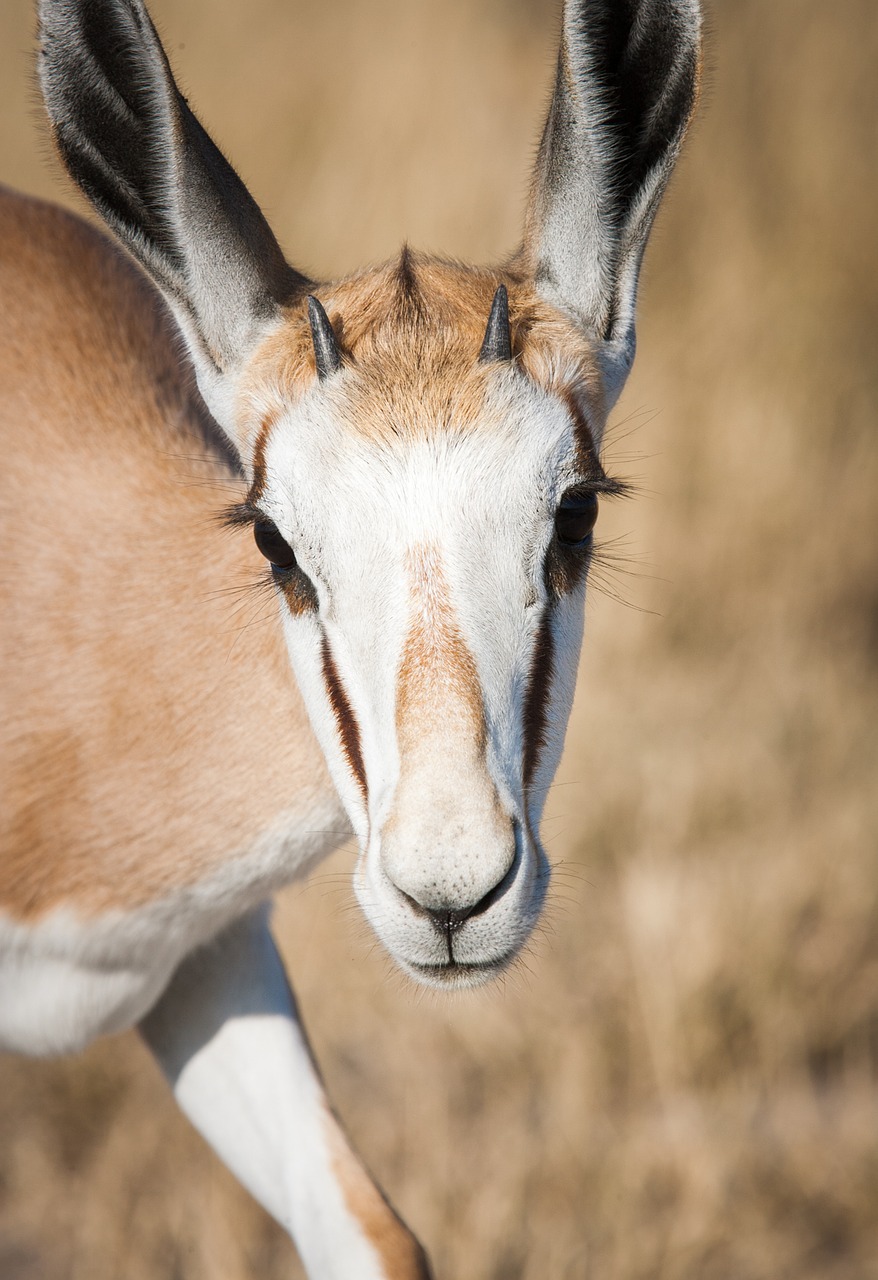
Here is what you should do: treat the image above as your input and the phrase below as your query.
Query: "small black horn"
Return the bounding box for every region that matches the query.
[307,295,342,379]
[479,284,512,363]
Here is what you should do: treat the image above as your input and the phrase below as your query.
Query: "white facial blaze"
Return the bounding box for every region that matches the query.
[263,369,595,984]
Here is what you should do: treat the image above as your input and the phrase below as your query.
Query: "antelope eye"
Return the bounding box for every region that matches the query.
[254,518,297,570]
[555,490,598,546]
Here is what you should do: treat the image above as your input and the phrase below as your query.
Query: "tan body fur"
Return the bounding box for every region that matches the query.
[0,189,339,922]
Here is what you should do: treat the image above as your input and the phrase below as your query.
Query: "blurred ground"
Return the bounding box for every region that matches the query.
[2,1,878,1277]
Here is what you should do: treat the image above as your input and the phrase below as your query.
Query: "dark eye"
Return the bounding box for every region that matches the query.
[254,518,296,570]
[555,490,598,546]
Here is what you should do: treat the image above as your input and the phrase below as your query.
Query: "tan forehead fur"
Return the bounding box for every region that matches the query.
[241,250,606,452]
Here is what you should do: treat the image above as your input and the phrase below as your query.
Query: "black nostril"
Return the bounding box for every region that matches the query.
[397,892,470,933]
[425,906,470,935]
[422,907,469,963]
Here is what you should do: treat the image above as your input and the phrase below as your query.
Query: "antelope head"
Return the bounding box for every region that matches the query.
[38,0,701,986]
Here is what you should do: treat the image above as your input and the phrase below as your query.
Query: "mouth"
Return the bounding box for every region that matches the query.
[404,951,518,989]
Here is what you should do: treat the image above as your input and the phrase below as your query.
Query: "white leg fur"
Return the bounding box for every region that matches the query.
[140,909,429,1280]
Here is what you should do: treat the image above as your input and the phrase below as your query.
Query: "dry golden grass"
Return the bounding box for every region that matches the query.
[2,0,878,1276]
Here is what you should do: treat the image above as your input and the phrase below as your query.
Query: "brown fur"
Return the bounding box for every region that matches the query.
[0,189,334,919]
[522,611,555,792]
[321,635,368,801]
[395,545,485,759]
[325,1108,432,1279]
[240,249,606,452]
[543,541,592,601]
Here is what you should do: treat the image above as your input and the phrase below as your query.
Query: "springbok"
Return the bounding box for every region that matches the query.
[0,0,700,1274]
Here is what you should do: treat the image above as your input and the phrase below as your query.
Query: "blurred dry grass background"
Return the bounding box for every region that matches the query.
[2,0,878,1276]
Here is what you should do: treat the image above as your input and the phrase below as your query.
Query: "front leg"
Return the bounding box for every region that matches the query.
[139,908,431,1280]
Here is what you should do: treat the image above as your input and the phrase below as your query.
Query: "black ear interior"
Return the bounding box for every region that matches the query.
[523,0,700,362]
[39,0,309,365]
[569,2,700,228]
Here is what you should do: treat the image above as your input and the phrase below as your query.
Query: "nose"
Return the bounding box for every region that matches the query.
[380,782,519,927]
[380,655,519,929]
[394,850,519,938]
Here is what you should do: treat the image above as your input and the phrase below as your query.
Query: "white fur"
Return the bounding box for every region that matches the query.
[0,792,346,1056]
[264,367,589,984]
[141,910,394,1280]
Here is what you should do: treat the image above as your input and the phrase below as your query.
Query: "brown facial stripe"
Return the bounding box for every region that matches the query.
[562,387,598,468]
[545,383,607,603]
[248,415,273,500]
[523,609,555,792]
[543,536,592,601]
[276,568,319,616]
[321,633,367,801]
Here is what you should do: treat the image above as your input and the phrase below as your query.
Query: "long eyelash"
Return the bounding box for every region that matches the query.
[218,498,262,530]
[588,535,658,612]
[589,474,634,498]
[203,570,277,611]
[202,570,280,660]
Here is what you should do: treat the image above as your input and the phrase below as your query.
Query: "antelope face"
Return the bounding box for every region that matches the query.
[237,260,617,986]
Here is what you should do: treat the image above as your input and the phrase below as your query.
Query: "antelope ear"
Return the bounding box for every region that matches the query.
[521,0,701,408]
[37,0,311,440]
